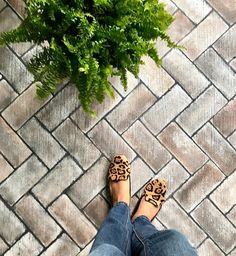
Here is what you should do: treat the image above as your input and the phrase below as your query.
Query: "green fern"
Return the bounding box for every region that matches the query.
[0,0,177,114]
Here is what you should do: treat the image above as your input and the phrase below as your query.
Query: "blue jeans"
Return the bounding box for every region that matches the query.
[89,202,198,256]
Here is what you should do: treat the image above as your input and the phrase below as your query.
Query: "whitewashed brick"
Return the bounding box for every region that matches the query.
[191,199,236,253]
[19,118,65,168]
[2,83,50,130]
[175,161,225,212]
[15,195,61,246]
[49,195,97,248]
[156,159,190,196]
[0,79,17,111]
[0,237,8,255]
[228,131,236,149]
[195,48,236,99]
[37,84,80,131]
[71,90,121,133]
[158,123,208,173]
[4,233,43,256]
[198,238,224,256]
[139,56,175,97]
[214,24,236,62]
[33,156,82,206]
[67,157,108,208]
[53,118,101,170]
[227,206,236,226]
[0,47,33,93]
[158,198,206,247]
[107,83,156,133]
[210,171,236,213]
[0,155,48,205]
[163,50,210,98]
[181,12,228,60]
[123,121,171,172]
[0,7,21,33]
[79,240,93,256]
[194,123,236,175]
[0,117,31,168]
[0,154,13,182]
[40,234,80,256]
[176,86,227,135]
[142,84,192,135]
[88,120,136,160]
[172,0,211,23]
[0,199,25,244]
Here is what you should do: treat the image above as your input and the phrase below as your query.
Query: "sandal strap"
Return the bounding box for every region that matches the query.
[108,155,131,182]
[142,179,167,208]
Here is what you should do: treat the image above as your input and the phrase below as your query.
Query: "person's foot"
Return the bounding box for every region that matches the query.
[108,155,131,206]
[132,179,167,221]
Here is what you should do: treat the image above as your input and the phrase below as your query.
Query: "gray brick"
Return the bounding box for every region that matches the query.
[162,50,210,98]
[180,12,228,60]
[0,79,17,111]
[0,0,6,10]
[108,71,139,97]
[210,171,236,213]
[0,117,31,168]
[158,122,208,173]
[40,234,80,256]
[156,159,190,196]
[227,206,236,226]
[212,97,236,137]
[37,84,80,131]
[33,156,82,206]
[67,157,108,208]
[0,237,8,255]
[71,90,121,133]
[194,123,236,175]
[191,199,236,253]
[0,47,33,93]
[198,238,224,256]
[49,195,97,248]
[0,7,21,33]
[139,56,175,97]
[0,154,13,182]
[167,10,194,42]
[0,199,25,244]
[142,84,192,135]
[207,0,236,24]
[107,83,156,133]
[2,83,50,130]
[195,48,236,99]
[10,42,34,56]
[84,195,109,228]
[19,118,65,168]
[175,161,224,212]
[54,118,101,170]
[157,198,206,247]
[88,120,136,160]
[4,233,43,256]
[230,58,236,72]
[214,25,236,62]
[15,195,61,246]
[172,0,211,23]
[78,241,93,256]
[176,86,227,135]
[123,121,172,172]
[160,0,177,14]
[131,158,153,196]
[230,249,236,256]
[0,155,47,205]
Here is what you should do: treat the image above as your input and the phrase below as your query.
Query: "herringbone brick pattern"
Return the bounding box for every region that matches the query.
[0,0,235,255]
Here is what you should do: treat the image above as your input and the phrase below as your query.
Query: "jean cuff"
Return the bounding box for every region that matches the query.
[132,215,150,224]
[113,201,129,208]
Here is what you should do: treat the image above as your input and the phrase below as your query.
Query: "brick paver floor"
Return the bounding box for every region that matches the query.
[0,0,236,255]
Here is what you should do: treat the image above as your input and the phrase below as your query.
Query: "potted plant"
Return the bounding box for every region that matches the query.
[0,0,177,114]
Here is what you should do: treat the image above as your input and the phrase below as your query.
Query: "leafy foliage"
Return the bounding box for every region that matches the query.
[0,0,177,114]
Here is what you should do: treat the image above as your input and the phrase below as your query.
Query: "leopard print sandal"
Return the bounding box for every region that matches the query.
[132,178,167,221]
[108,154,131,205]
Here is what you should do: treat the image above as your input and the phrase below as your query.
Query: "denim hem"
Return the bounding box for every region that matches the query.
[132,215,150,224]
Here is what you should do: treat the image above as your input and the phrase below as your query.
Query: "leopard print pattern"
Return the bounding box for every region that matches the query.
[142,179,167,208]
[108,155,131,182]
